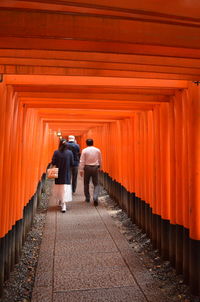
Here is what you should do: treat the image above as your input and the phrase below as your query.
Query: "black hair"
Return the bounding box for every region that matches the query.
[59,139,67,152]
[86,138,93,146]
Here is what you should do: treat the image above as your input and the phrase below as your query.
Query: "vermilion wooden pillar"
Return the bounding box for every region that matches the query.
[188,84,200,295]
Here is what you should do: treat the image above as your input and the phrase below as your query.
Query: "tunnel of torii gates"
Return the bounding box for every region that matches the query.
[0,0,200,297]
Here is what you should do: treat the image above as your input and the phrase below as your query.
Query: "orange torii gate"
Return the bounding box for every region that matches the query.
[0,0,200,296]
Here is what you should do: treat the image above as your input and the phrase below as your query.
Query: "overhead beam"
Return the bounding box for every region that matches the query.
[13,85,176,96]
[1,64,199,80]
[4,75,188,89]
[1,37,200,60]
[1,58,200,78]
[1,0,200,19]
[1,50,200,69]
[18,93,169,102]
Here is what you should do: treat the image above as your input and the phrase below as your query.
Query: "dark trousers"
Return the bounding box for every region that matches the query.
[71,166,78,193]
[84,165,99,201]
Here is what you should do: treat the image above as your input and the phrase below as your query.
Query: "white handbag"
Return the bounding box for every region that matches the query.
[47,167,59,179]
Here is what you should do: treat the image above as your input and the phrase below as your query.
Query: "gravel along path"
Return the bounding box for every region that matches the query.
[99,188,200,302]
[0,180,50,302]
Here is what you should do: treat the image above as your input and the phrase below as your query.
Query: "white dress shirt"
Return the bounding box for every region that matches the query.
[79,146,102,171]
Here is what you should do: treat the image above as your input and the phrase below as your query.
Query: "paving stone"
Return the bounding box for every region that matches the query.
[56,202,96,212]
[120,250,171,302]
[46,210,56,219]
[54,252,126,271]
[39,241,55,255]
[34,268,53,287]
[47,205,59,212]
[42,232,56,241]
[120,250,146,273]
[56,223,107,233]
[57,209,99,217]
[54,266,135,291]
[106,227,131,242]
[43,225,56,234]
[45,214,56,224]
[53,286,146,302]
[32,182,170,302]
[48,196,56,206]
[38,248,54,261]
[37,254,54,272]
[97,206,116,224]
[56,229,110,241]
[31,287,52,302]
[94,221,133,251]
[55,238,118,255]
[113,239,132,251]
[57,216,103,226]
[64,204,98,212]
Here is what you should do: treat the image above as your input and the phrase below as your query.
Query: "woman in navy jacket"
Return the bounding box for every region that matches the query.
[52,139,74,212]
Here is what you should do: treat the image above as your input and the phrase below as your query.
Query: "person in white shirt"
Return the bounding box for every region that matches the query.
[79,139,102,206]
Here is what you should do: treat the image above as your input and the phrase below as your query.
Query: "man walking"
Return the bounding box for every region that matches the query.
[79,139,102,206]
[67,135,80,193]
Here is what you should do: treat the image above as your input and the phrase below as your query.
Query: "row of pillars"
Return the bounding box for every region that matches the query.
[0,173,46,297]
[99,171,200,296]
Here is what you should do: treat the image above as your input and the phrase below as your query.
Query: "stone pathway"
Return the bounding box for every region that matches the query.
[31,179,170,302]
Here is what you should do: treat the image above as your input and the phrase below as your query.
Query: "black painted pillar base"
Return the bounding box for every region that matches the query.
[15,219,23,263]
[183,228,189,283]
[176,225,183,274]
[169,223,176,267]
[161,219,170,260]
[129,193,135,224]
[0,237,5,297]
[189,239,200,295]
[4,232,11,281]
[156,215,161,252]
[0,173,48,298]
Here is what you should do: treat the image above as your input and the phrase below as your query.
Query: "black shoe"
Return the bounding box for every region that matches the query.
[85,199,90,203]
[94,199,98,206]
